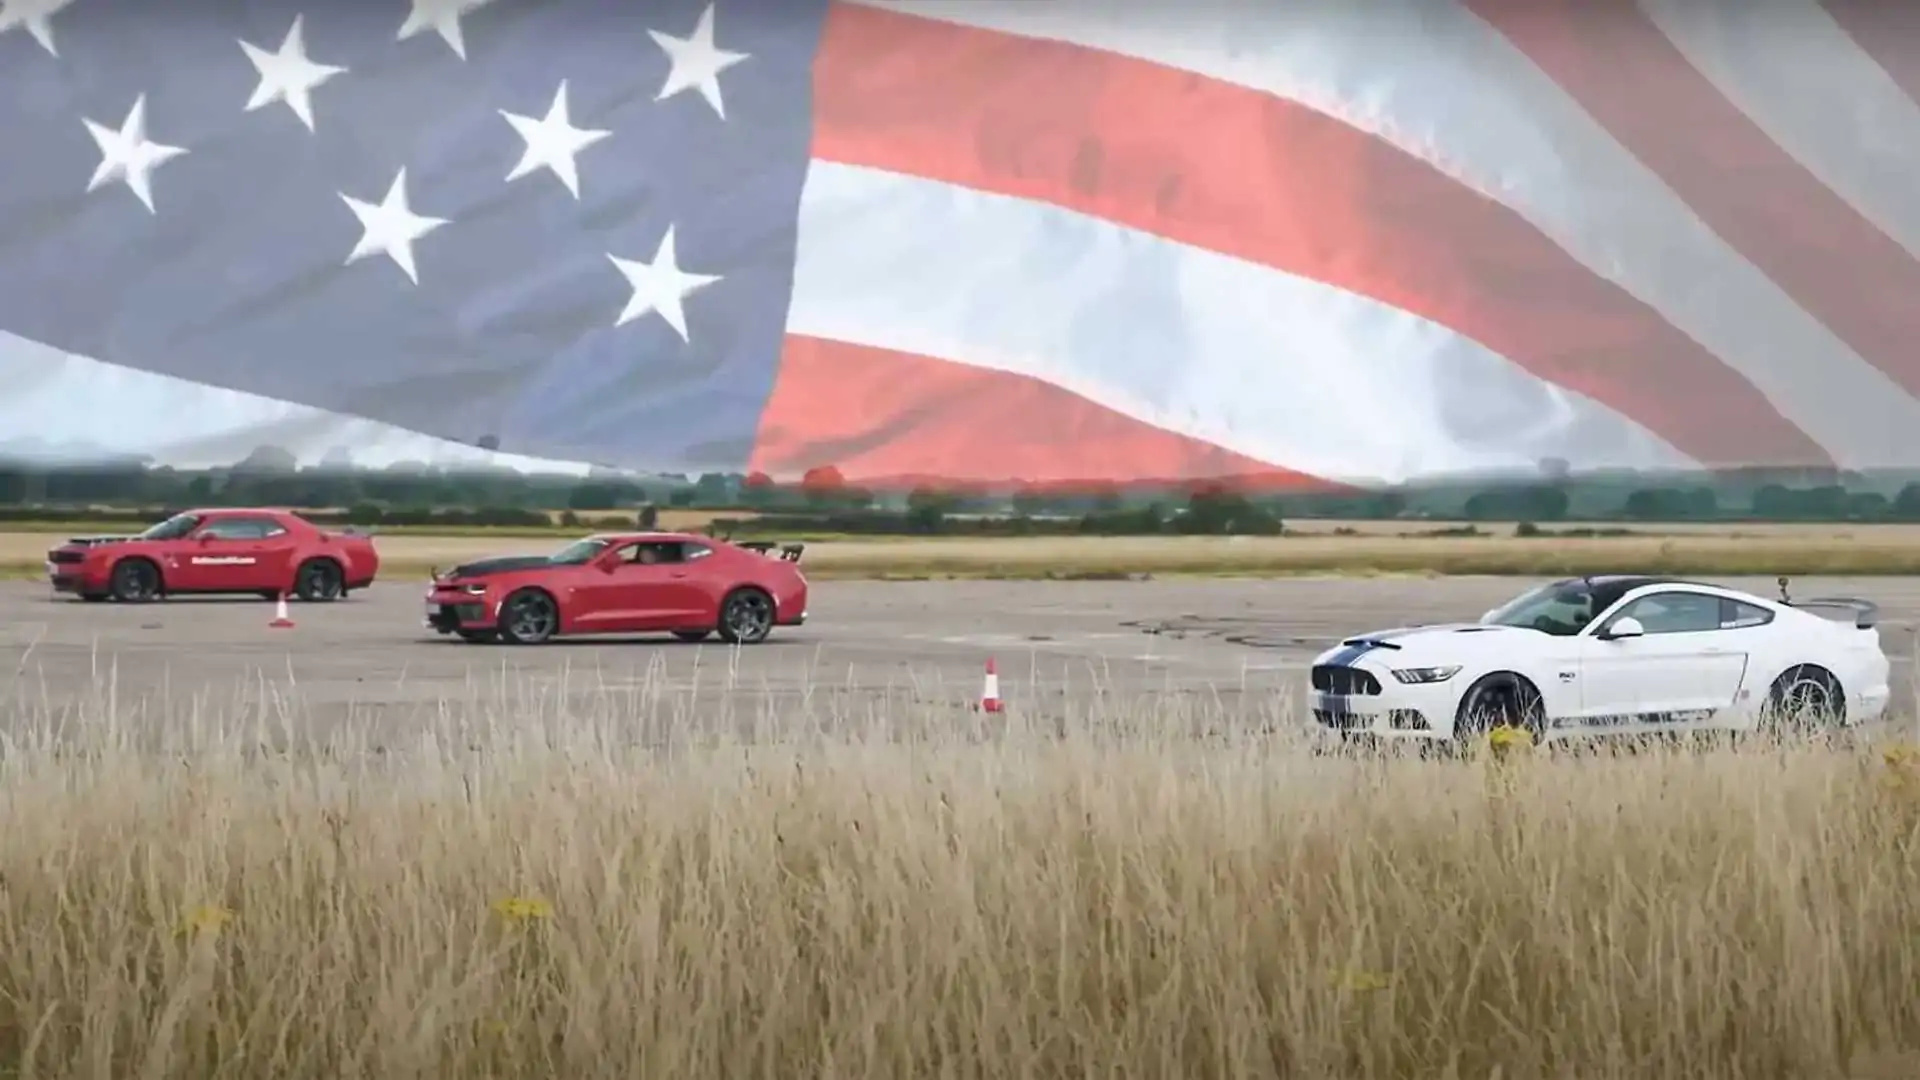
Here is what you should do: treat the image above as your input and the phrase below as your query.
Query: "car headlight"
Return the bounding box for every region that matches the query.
[1392,665,1461,685]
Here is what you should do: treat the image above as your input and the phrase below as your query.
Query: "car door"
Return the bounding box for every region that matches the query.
[1580,590,1751,721]
[179,517,275,591]
[570,541,682,632]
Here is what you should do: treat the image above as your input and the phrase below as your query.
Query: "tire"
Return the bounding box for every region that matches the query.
[715,587,776,645]
[1452,672,1546,744]
[293,558,345,602]
[108,558,162,603]
[1759,665,1844,738]
[496,589,559,645]
[456,630,499,644]
[672,630,712,643]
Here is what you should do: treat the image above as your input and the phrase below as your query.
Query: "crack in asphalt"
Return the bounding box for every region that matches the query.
[1121,616,1321,652]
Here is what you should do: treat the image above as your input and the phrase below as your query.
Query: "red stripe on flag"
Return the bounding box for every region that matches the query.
[1820,1,1920,109]
[752,335,1336,489]
[807,1,1827,470]
[1471,0,1920,407]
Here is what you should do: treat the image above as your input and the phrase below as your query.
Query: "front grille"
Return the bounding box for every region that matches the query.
[1314,708,1370,730]
[1311,665,1381,695]
[428,602,487,628]
[47,550,84,565]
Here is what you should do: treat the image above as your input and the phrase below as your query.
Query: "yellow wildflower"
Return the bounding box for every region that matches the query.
[1326,968,1395,993]
[1487,725,1535,761]
[491,896,554,924]
[177,904,235,938]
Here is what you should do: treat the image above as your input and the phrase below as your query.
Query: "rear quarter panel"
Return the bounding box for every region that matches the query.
[705,546,807,622]
[1738,610,1878,702]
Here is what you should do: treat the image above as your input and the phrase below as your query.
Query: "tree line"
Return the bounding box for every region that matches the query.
[3,453,1920,533]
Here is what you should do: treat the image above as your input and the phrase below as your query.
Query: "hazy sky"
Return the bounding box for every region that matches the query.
[1,332,590,474]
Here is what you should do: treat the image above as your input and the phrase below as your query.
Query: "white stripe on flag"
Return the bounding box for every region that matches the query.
[786,161,1699,485]
[1642,0,1920,262]
[851,0,1920,468]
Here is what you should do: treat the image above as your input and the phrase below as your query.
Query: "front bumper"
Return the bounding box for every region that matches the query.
[1307,663,1464,740]
[46,557,104,594]
[425,587,496,632]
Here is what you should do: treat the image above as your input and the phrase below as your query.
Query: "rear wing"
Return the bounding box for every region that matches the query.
[739,540,805,563]
[1787,597,1879,630]
[1776,577,1878,629]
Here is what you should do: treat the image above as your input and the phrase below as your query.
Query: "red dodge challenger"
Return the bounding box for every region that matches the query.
[423,531,809,645]
[45,507,381,602]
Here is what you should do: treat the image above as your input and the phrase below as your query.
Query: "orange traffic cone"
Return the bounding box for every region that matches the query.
[269,593,295,629]
[978,658,1003,713]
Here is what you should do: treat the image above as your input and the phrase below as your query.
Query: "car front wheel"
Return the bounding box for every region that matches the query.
[497,589,559,645]
[108,558,161,603]
[1452,672,1546,745]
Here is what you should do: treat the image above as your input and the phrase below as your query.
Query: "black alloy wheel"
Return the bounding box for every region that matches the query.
[716,588,774,645]
[1453,673,1547,744]
[294,559,344,602]
[498,589,559,645]
[1761,666,1843,738]
[109,559,161,603]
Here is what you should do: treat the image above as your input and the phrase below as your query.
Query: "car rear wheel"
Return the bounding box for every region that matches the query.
[716,588,775,645]
[109,558,161,603]
[1759,665,1843,738]
[497,589,559,645]
[294,559,344,602]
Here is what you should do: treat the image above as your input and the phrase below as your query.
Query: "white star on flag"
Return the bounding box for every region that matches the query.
[340,168,449,285]
[608,225,721,341]
[82,94,188,214]
[397,0,496,60]
[500,80,611,199]
[239,15,348,132]
[0,0,76,56]
[648,3,750,120]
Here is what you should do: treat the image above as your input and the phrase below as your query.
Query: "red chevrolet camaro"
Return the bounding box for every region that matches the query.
[45,507,381,602]
[423,531,810,645]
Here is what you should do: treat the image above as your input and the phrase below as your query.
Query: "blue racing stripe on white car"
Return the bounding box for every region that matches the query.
[1327,641,1384,666]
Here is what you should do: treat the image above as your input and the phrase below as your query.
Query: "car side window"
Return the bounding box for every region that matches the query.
[618,542,684,565]
[1612,591,1724,634]
[1720,599,1774,629]
[682,543,712,562]
[198,518,276,540]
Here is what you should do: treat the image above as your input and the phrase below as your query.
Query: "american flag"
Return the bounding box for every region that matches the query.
[2,0,1919,488]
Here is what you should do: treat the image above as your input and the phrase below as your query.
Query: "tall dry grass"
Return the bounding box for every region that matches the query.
[0,671,1918,1078]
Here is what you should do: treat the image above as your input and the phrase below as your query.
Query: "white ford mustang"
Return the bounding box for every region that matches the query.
[1308,575,1891,743]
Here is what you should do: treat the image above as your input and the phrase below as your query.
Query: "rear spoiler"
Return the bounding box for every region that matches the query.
[739,540,805,563]
[1777,577,1878,629]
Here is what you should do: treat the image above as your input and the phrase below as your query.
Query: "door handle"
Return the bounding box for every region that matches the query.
[670,571,687,579]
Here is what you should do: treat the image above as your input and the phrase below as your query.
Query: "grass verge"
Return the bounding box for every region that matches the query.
[8,533,1920,580]
[1,677,1918,1076]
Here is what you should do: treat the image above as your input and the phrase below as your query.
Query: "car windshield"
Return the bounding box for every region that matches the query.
[548,538,609,565]
[1482,581,1601,637]
[139,513,200,540]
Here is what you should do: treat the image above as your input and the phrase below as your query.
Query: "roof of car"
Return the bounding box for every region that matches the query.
[1549,574,1694,590]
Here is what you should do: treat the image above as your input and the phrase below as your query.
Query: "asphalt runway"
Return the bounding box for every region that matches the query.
[1,576,1917,743]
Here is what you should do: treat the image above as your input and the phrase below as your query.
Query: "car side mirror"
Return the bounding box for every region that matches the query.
[1601,616,1645,640]
[197,533,213,544]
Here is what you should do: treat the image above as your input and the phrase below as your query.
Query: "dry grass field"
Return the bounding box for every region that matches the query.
[1,677,1918,1078]
[10,527,1920,579]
